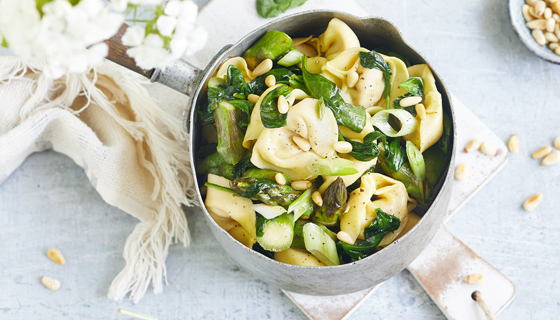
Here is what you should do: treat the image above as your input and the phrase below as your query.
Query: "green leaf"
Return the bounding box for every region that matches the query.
[383,138,405,173]
[232,152,256,179]
[260,85,290,128]
[229,99,254,129]
[256,0,308,18]
[399,77,424,97]
[393,93,417,116]
[346,131,384,162]
[247,68,294,96]
[231,177,301,206]
[317,97,326,120]
[1,37,8,48]
[438,113,452,154]
[204,182,238,194]
[301,56,366,133]
[358,50,392,109]
[307,158,359,177]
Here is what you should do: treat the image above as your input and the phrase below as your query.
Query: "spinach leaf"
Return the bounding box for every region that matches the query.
[346,131,384,162]
[337,208,400,262]
[260,85,290,128]
[232,177,301,206]
[247,68,294,95]
[383,137,405,173]
[438,112,452,154]
[229,99,254,129]
[256,0,308,18]
[358,50,392,109]
[301,56,367,133]
[232,152,257,179]
[393,93,417,116]
[400,77,424,97]
[207,65,249,110]
[197,108,215,125]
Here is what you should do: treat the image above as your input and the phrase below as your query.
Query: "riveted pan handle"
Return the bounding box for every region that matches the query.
[105,24,202,96]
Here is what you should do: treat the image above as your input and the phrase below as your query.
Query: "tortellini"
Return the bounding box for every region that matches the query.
[318,18,360,60]
[339,173,411,244]
[403,64,443,152]
[216,57,254,81]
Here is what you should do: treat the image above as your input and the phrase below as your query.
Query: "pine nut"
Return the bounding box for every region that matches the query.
[479,142,497,156]
[265,75,276,87]
[549,42,559,50]
[555,46,560,55]
[464,274,485,285]
[545,31,559,42]
[545,7,553,19]
[532,29,547,45]
[291,180,312,191]
[347,71,359,88]
[41,276,61,291]
[464,139,482,153]
[527,19,547,29]
[275,173,286,185]
[252,59,273,77]
[523,5,535,22]
[532,145,551,158]
[547,18,556,32]
[455,163,468,181]
[554,13,560,22]
[312,190,323,206]
[523,193,543,211]
[555,23,560,39]
[529,6,541,19]
[292,136,311,152]
[333,141,353,154]
[400,96,423,107]
[47,248,66,265]
[248,94,260,104]
[526,0,538,6]
[277,95,289,114]
[535,1,547,16]
[554,137,560,149]
[541,150,560,166]
[553,2,560,15]
[415,103,426,120]
[508,135,520,153]
[337,231,354,245]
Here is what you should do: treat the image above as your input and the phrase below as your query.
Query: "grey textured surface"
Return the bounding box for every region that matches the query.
[1,0,560,319]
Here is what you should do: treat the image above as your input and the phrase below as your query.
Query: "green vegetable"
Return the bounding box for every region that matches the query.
[208,65,247,110]
[370,109,418,137]
[313,177,347,226]
[256,213,295,252]
[204,182,238,194]
[358,50,393,109]
[232,152,257,179]
[393,77,424,116]
[291,219,307,249]
[243,30,293,69]
[231,177,301,206]
[228,99,254,129]
[243,168,291,185]
[406,141,426,181]
[247,68,294,96]
[337,208,400,262]
[215,101,245,165]
[208,76,225,88]
[424,145,450,187]
[381,137,405,173]
[256,0,308,19]
[303,222,340,266]
[392,94,416,116]
[438,113,452,154]
[277,49,304,66]
[346,131,384,162]
[260,85,291,128]
[288,188,314,220]
[382,161,425,203]
[196,152,235,180]
[301,56,367,133]
[307,158,359,177]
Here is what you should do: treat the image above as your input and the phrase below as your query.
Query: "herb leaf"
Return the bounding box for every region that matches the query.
[301,56,367,133]
[383,137,405,173]
[232,152,257,179]
[346,131,384,162]
[260,85,290,128]
[229,99,254,129]
[247,68,294,96]
[399,77,424,97]
[256,0,308,18]
[358,50,392,109]
[231,177,301,206]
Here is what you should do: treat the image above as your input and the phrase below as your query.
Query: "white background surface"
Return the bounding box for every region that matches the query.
[1,0,560,319]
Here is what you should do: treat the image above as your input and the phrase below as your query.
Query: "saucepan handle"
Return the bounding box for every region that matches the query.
[105,24,202,96]
[406,226,515,319]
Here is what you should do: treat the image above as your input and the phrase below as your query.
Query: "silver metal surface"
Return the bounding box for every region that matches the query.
[184,10,457,295]
[151,58,202,95]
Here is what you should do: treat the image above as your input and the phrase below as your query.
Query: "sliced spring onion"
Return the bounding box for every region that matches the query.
[204,182,238,194]
[303,222,340,266]
[307,158,358,177]
[252,203,287,220]
[257,213,294,252]
[208,76,225,88]
[277,49,304,67]
[288,188,313,220]
[406,141,426,181]
[370,109,418,137]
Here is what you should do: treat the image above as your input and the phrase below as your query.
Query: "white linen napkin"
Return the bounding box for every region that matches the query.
[0,57,199,303]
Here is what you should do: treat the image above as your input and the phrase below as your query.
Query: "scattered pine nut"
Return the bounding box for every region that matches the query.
[545,31,559,42]
[479,142,497,156]
[247,94,260,104]
[532,146,551,159]
[415,103,426,120]
[455,163,468,181]
[532,29,547,46]
[535,1,546,16]
[541,150,560,166]
[523,193,543,211]
[312,191,323,207]
[527,0,538,6]
[275,173,286,185]
[526,19,547,29]
[292,136,311,152]
[277,95,289,114]
[41,276,61,291]
[291,180,312,191]
[337,231,354,245]
[508,135,519,153]
[547,18,556,32]
[400,96,423,108]
[252,59,273,77]
[549,42,559,50]
[347,71,359,88]
[523,5,534,22]
[554,137,560,149]
[47,248,66,265]
[555,46,560,56]
[265,75,276,87]
[545,7,553,19]
[333,141,353,154]
[464,274,485,285]
[464,139,482,153]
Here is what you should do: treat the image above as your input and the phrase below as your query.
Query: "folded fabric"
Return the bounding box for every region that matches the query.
[0,57,199,303]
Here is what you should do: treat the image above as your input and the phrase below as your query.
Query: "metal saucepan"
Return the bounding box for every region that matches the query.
[106,10,456,295]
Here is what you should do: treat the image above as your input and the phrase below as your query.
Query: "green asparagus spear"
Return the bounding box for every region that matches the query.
[215,101,245,165]
[195,152,234,180]
[313,177,347,226]
[291,219,307,249]
[243,169,291,185]
[231,177,301,206]
[243,31,293,69]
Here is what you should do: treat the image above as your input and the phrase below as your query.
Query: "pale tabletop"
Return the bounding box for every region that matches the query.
[1,0,559,319]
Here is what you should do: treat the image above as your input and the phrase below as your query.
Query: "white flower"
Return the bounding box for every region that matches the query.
[183,25,207,56]
[122,25,146,47]
[157,15,177,37]
[129,0,164,5]
[110,0,128,12]
[126,33,170,69]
